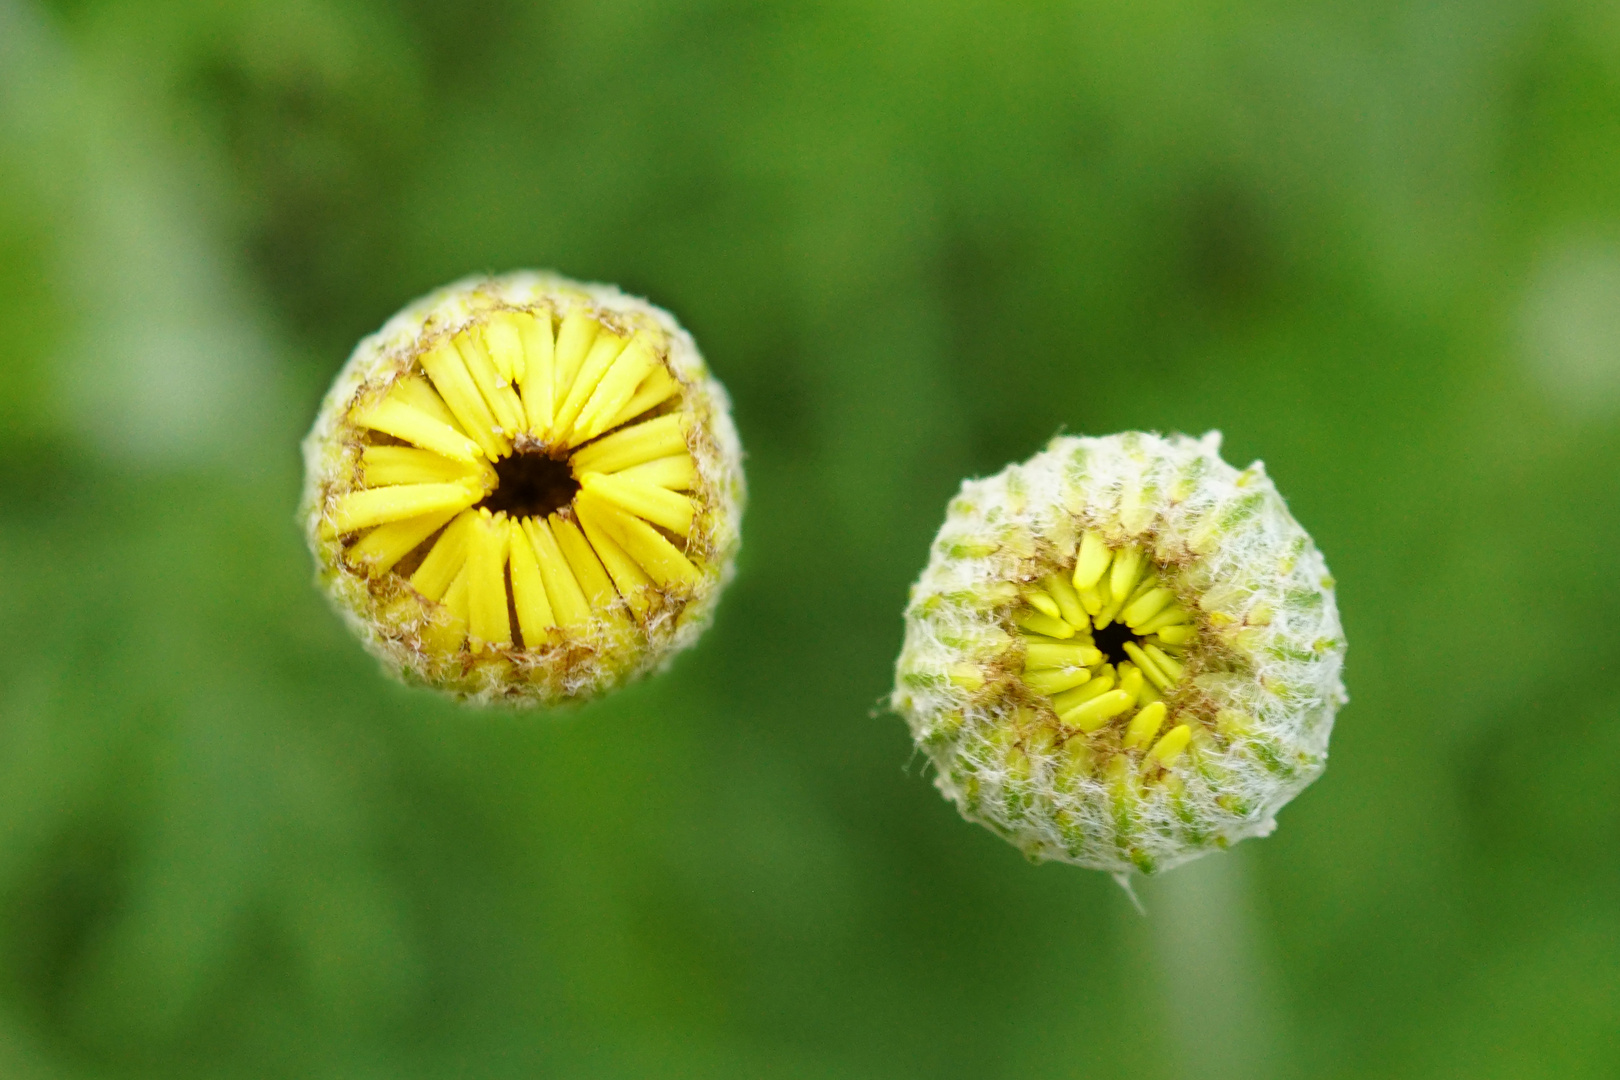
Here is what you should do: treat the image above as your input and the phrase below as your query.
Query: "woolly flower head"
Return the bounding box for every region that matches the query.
[301,272,744,705]
[892,432,1345,875]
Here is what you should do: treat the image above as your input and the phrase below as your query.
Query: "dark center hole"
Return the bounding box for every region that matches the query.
[1091,620,1141,668]
[480,451,579,519]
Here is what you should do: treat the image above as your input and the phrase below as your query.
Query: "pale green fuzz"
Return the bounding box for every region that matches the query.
[892,431,1346,875]
[301,272,746,706]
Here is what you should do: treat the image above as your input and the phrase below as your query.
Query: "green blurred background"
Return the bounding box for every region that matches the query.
[2,0,1618,1076]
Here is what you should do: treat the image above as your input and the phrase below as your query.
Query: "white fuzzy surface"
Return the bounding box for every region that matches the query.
[300,272,745,706]
[891,431,1345,874]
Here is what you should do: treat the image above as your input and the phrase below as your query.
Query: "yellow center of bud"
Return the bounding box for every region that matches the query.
[322,304,707,654]
[1009,531,1201,781]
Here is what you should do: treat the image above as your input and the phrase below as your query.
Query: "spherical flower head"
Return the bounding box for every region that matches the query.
[892,431,1346,875]
[301,272,745,705]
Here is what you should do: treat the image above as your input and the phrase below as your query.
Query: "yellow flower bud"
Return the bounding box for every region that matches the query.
[301,272,744,705]
[892,431,1345,874]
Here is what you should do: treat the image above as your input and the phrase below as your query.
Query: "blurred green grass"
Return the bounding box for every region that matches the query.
[1,0,1618,1076]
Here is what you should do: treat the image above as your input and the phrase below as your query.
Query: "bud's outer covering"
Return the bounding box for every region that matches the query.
[891,431,1345,874]
[301,272,745,705]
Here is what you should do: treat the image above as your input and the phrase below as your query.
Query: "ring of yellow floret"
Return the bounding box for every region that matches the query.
[982,531,1209,782]
[319,303,707,654]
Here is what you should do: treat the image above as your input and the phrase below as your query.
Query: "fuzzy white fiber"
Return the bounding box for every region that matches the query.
[300,272,745,706]
[892,431,1346,874]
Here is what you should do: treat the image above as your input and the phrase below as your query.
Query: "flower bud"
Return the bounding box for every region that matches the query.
[892,431,1345,874]
[301,272,744,705]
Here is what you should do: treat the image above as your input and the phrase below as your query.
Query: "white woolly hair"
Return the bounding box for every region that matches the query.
[300,272,745,705]
[892,431,1346,874]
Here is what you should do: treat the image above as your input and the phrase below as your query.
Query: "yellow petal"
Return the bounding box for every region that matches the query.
[1043,572,1088,627]
[507,519,556,645]
[516,309,556,437]
[613,453,697,491]
[347,508,458,576]
[361,445,484,487]
[454,330,526,434]
[351,399,484,463]
[1061,689,1133,733]
[554,331,628,442]
[1072,531,1112,589]
[422,566,470,654]
[552,308,600,408]
[410,510,478,601]
[574,496,656,618]
[1135,602,1190,634]
[577,491,700,589]
[1024,667,1092,695]
[1148,724,1193,765]
[602,366,681,431]
[1122,641,1173,691]
[1118,662,1145,706]
[1123,702,1168,750]
[386,374,458,429]
[1022,588,1063,620]
[1014,609,1073,639]
[1144,643,1184,682]
[1093,588,1127,630]
[1022,642,1102,670]
[578,471,696,537]
[482,311,527,384]
[570,413,689,474]
[1109,547,1144,610]
[419,339,509,459]
[1153,624,1196,645]
[466,511,513,648]
[550,512,618,614]
[521,516,591,629]
[1123,586,1175,629]
[573,332,661,442]
[326,480,482,536]
[1051,672,1115,714]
